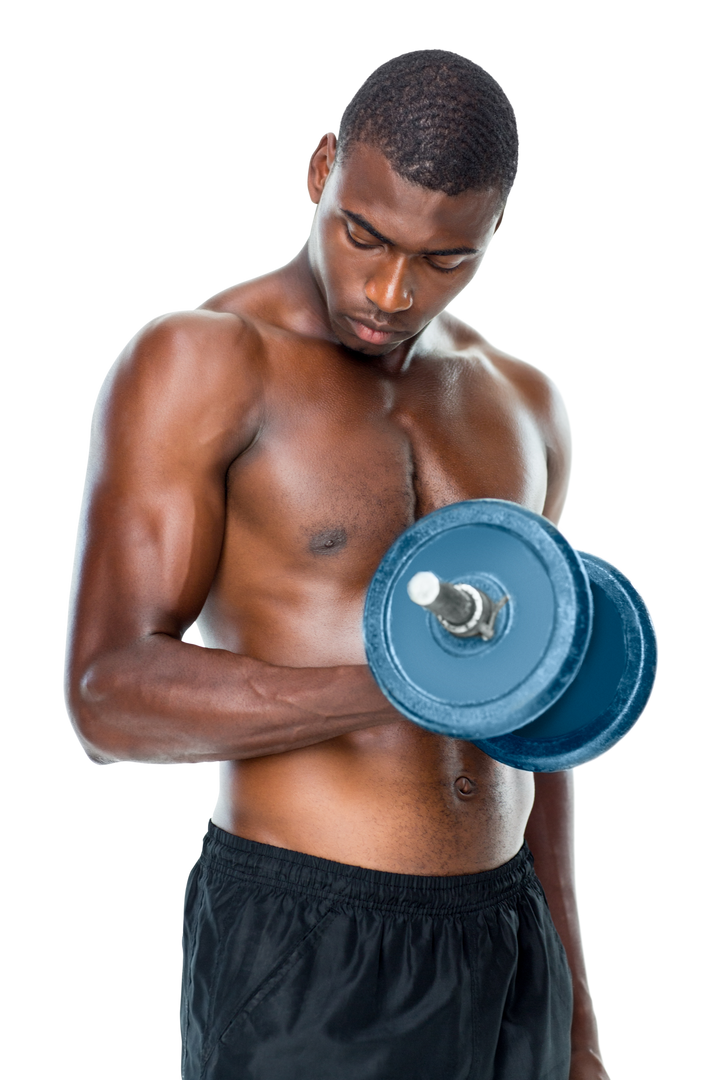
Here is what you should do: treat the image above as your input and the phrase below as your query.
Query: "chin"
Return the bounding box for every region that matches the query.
[346,338,400,358]
[329,321,382,356]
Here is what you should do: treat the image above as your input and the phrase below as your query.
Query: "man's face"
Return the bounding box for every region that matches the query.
[308,137,505,357]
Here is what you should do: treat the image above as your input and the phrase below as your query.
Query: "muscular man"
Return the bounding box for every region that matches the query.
[66,51,608,1079]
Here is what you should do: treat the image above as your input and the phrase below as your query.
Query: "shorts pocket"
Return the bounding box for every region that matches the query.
[199,885,339,1069]
[217,906,339,1045]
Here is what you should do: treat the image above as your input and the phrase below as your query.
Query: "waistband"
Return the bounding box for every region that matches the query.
[200,822,536,915]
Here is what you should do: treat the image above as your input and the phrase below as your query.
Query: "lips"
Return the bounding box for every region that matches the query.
[345,317,402,346]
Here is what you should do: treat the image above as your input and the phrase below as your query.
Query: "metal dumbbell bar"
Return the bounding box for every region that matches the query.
[407,572,509,640]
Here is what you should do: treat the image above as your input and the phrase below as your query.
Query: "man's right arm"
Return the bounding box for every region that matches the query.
[65,312,396,765]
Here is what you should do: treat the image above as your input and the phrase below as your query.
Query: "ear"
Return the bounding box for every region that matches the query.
[493,207,505,233]
[492,205,509,235]
[308,133,337,205]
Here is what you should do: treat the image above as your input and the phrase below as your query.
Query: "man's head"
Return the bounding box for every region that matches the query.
[337,50,518,200]
[307,51,518,357]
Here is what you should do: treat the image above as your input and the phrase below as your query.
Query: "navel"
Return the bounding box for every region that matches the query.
[454,775,478,799]
[308,527,348,555]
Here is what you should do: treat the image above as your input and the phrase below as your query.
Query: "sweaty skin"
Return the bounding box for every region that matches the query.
[66,138,607,1077]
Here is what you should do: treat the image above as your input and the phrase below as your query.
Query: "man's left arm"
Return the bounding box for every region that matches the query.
[525,773,609,1080]
[524,368,610,1080]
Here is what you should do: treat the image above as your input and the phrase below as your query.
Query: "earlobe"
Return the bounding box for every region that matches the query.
[307,133,338,205]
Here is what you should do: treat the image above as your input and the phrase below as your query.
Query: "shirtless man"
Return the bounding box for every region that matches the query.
[66,51,609,1079]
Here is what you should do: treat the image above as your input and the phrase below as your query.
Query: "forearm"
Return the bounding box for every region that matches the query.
[525,771,605,1069]
[68,632,395,765]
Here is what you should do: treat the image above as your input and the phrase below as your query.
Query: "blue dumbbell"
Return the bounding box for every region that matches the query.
[363,499,656,772]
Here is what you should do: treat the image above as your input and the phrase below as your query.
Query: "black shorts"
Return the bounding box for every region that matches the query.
[181,823,572,1080]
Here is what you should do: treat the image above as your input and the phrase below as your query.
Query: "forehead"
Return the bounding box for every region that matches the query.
[327,142,503,251]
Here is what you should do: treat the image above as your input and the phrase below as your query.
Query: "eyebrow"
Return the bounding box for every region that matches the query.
[341,209,479,257]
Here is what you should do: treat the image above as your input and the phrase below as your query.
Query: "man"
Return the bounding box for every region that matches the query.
[66,50,609,1079]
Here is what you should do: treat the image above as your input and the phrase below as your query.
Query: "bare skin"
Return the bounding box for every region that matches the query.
[66,136,608,1077]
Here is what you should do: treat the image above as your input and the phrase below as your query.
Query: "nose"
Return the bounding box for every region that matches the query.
[364,254,413,314]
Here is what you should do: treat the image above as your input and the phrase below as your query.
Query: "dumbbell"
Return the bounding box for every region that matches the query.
[363,499,656,771]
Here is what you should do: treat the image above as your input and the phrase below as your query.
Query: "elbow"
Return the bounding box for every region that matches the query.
[65,661,122,765]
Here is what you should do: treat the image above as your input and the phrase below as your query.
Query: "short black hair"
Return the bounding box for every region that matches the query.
[337,50,518,199]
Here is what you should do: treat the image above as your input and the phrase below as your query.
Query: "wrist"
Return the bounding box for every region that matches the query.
[571,996,600,1053]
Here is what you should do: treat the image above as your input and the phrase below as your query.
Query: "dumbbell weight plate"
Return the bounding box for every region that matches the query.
[474,553,657,771]
[363,500,593,739]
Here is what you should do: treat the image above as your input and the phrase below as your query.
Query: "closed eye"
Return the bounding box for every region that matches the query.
[427,259,463,274]
[345,223,464,272]
[346,226,377,250]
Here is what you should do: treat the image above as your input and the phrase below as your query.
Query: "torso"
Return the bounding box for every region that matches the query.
[199,269,551,874]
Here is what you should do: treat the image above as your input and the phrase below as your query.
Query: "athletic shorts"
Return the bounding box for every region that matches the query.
[181,823,573,1080]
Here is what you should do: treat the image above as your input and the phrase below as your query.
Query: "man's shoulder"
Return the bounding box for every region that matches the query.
[107,307,265,398]
[94,308,266,456]
[123,307,260,370]
[438,312,565,425]
[437,312,571,521]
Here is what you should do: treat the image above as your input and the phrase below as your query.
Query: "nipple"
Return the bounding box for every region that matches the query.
[308,527,348,555]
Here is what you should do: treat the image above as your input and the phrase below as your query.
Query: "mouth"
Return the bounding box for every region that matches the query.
[344,316,405,346]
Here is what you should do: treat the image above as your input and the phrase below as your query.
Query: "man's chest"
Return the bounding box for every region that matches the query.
[223,353,549,568]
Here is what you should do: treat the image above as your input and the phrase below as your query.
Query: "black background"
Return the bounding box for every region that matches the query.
[53,31,664,1071]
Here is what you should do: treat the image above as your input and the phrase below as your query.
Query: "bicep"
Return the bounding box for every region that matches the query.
[69,314,259,664]
[78,450,226,645]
